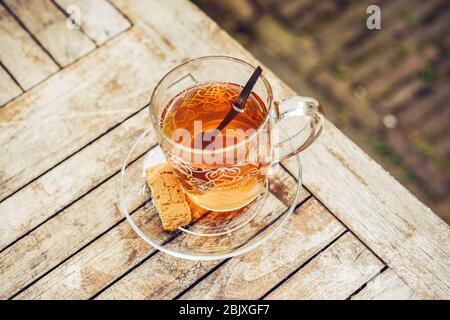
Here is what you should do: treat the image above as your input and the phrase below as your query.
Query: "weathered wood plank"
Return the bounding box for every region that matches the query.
[109,0,450,299]
[97,250,217,300]
[101,190,319,300]
[352,269,420,300]
[0,65,22,106]
[178,198,346,300]
[15,201,175,300]
[4,0,95,66]
[0,110,156,251]
[2,0,448,300]
[55,0,131,45]
[0,4,59,90]
[265,232,384,300]
[0,27,173,201]
[15,167,304,299]
[281,123,450,299]
[110,0,248,58]
[1,3,309,298]
[0,148,151,299]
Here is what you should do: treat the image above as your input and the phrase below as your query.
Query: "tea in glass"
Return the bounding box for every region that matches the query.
[160,82,271,211]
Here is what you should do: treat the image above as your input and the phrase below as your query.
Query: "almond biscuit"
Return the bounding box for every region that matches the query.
[145,164,191,231]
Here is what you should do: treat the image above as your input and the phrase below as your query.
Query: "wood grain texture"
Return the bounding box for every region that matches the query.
[109,0,450,298]
[110,0,248,58]
[15,202,171,300]
[178,198,346,300]
[0,27,174,202]
[96,184,308,300]
[14,163,304,299]
[0,4,59,90]
[265,232,384,300]
[55,0,131,45]
[0,65,22,106]
[0,110,156,251]
[281,125,450,299]
[96,251,218,300]
[352,269,420,300]
[0,149,150,299]
[1,0,448,300]
[4,0,95,66]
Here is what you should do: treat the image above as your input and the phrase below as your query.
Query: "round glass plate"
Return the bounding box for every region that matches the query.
[119,128,303,260]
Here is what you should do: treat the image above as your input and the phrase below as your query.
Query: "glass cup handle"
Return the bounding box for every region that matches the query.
[273,96,325,162]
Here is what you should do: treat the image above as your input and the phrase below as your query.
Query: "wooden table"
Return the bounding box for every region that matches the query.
[0,0,449,300]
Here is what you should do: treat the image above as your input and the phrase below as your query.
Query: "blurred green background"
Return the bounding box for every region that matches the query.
[193,0,450,223]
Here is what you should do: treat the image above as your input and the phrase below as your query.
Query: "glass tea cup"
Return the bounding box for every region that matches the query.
[149,56,324,212]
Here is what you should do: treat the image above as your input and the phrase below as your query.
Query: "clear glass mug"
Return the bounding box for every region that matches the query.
[149,56,324,212]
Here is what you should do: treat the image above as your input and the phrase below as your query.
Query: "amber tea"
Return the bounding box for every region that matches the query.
[160,82,271,211]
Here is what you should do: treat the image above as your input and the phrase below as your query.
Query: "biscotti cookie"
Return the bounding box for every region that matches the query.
[145,163,192,231]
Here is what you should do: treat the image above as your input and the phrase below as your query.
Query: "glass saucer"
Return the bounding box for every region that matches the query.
[119,128,303,260]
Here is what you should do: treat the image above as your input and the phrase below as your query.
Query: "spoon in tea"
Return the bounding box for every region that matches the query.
[200,66,263,149]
